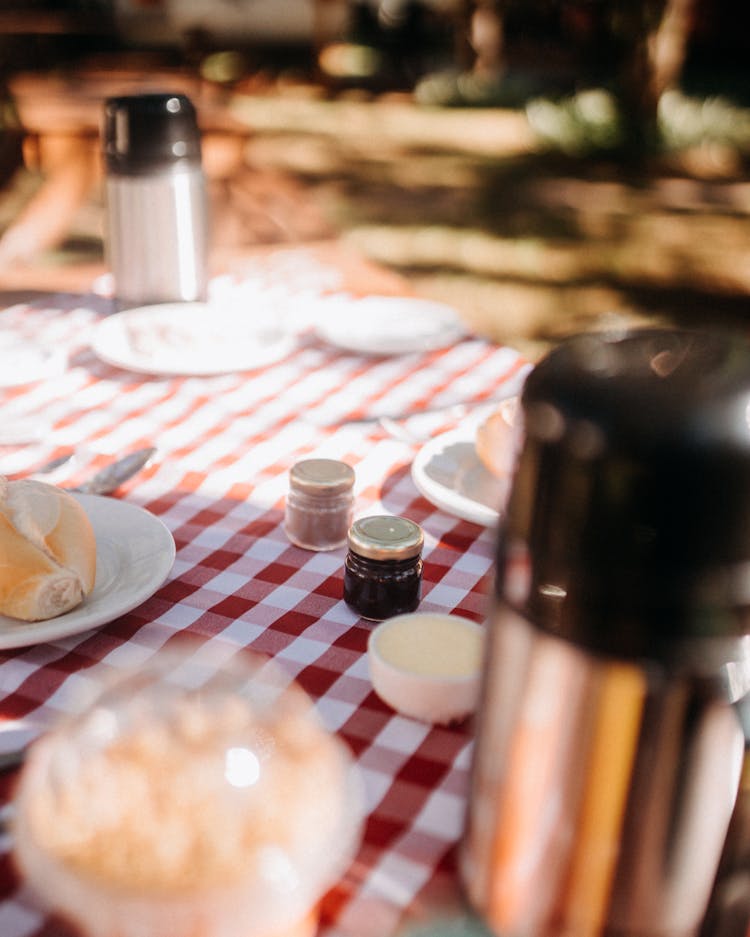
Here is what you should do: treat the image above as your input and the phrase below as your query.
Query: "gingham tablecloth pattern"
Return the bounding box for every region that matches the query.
[0,250,530,937]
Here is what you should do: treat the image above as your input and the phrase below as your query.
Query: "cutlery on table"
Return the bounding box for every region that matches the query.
[327,393,520,430]
[330,396,520,445]
[8,447,156,495]
[66,447,157,495]
[0,747,24,773]
[27,450,77,476]
[2,449,77,481]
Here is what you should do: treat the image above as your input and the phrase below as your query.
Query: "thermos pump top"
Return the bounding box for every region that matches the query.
[463,328,750,937]
[102,92,209,310]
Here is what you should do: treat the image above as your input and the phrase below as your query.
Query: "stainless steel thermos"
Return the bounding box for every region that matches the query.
[102,92,209,309]
[462,329,750,937]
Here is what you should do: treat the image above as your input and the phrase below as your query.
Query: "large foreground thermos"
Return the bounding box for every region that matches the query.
[461,329,750,937]
[102,92,209,309]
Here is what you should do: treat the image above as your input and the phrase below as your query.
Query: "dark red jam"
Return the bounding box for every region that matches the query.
[342,515,423,622]
[344,552,422,621]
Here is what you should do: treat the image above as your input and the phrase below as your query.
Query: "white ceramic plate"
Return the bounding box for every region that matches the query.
[0,495,175,649]
[0,341,67,388]
[411,426,510,527]
[90,302,296,376]
[315,295,466,355]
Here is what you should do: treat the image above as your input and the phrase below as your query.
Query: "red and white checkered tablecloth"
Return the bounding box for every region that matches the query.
[0,247,530,937]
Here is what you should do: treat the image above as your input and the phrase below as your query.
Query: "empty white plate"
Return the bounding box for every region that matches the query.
[315,295,466,355]
[90,302,296,376]
[0,340,66,388]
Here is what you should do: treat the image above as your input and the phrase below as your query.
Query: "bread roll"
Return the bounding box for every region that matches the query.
[0,478,96,621]
[475,399,520,478]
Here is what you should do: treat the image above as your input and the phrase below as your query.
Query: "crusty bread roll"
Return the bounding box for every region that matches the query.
[0,477,96,621]
[475,400,520,478]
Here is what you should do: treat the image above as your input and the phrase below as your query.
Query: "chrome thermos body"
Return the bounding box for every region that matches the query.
[461,329,750,937]
[102,93,209,309]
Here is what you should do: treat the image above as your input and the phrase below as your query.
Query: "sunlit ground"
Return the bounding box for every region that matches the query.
[226,91,750,359]
[2,83,749,361]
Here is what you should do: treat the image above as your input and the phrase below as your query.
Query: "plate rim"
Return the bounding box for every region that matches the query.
[0,345,68,389]
[90,302,296,376]
[411,425,503,527]
[0,495,175,649]
[315,295,466,355]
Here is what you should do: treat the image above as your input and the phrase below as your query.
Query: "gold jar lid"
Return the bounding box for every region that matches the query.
[347,515,423,561]
[289,459,355,497]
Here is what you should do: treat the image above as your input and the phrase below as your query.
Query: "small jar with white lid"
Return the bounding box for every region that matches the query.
[284,459,355,551]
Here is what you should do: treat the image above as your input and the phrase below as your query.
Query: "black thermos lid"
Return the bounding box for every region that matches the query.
[102,93,202,175]
[498,327,750,665]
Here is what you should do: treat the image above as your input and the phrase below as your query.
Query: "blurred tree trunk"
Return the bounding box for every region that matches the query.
[453,0,699,152]
[613,0,698,150]
[469,0,506,79]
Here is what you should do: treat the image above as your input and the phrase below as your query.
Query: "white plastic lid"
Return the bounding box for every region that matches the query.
[12,648,364,937]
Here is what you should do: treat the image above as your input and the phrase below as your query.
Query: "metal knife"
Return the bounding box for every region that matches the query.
[67,446,156,495]
[0,747,24,773]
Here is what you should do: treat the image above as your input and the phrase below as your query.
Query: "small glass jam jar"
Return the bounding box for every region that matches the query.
[284,458,355,551]
[343,515,424,621]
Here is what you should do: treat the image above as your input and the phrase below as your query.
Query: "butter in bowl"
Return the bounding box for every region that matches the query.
[367,612,485,725]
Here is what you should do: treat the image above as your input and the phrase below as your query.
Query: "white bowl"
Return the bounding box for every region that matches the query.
[367,613,485,725]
